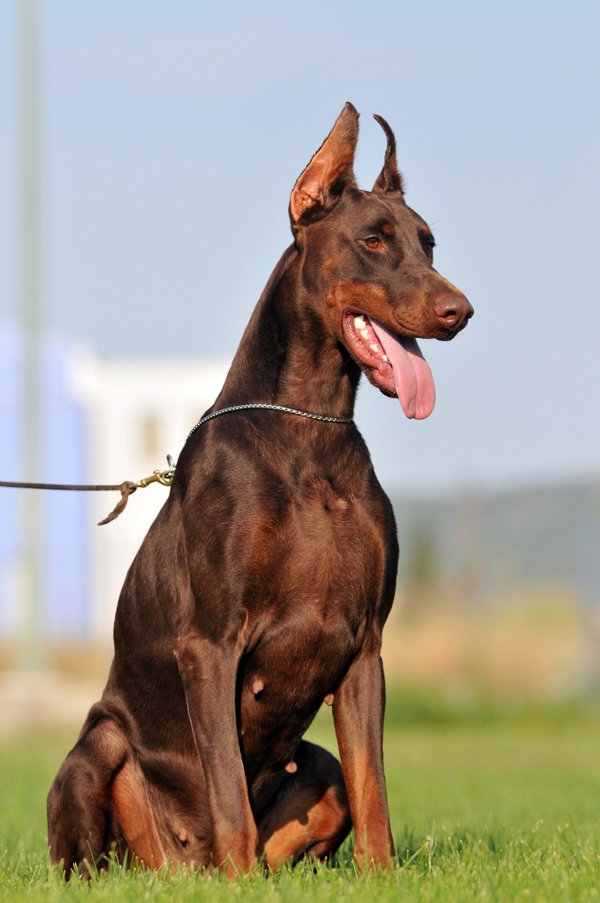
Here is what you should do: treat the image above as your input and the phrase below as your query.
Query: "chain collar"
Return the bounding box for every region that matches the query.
[188,403,352,439]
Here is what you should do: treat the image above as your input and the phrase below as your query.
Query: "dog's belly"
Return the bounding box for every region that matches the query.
[236,605,359,805]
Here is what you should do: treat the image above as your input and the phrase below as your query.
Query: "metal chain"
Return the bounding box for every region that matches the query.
[187,403,353,439]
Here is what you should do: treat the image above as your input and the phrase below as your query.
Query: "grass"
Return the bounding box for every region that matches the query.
[1,691,600,901]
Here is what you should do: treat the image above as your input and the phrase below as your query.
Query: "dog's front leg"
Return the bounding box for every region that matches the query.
[174,634,258,874]
[332,648,394,870]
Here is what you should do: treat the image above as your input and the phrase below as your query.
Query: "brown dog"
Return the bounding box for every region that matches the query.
[47,103,472,876]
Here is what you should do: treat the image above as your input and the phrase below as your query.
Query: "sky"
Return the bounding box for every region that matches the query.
[1,0,599,495]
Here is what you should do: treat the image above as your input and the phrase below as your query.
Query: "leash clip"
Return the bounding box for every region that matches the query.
[135,455,177,489]
[98,455,176,526]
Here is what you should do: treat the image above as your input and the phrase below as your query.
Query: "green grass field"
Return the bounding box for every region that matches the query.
[1,693,599,902]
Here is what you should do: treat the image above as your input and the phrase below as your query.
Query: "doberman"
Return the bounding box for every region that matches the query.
[47,103,473,876]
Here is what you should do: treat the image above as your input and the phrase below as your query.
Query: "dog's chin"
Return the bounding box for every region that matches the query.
[362,366,397,397]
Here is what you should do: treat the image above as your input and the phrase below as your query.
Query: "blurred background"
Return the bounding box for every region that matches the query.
[1,0,599,735]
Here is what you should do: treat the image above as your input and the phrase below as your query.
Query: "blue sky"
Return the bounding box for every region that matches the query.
[1,0,599,493]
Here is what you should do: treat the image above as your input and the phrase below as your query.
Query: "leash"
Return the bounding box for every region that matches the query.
[1,404,352,526]
[0,456,176,526]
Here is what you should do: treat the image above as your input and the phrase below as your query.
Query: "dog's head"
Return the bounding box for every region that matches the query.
[289,102,473,420]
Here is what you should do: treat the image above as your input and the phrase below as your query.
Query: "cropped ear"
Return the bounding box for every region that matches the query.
[372,114,404,195]
[290,102,359,227]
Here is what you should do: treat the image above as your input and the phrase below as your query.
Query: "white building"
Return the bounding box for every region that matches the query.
[68,349,229,642]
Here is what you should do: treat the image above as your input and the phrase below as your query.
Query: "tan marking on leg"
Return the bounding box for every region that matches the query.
[342,747,393,868]
[112,761,166,868]
[261,784,350,869]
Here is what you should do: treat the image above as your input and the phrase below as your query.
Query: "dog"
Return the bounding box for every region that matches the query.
[47,102,473,876]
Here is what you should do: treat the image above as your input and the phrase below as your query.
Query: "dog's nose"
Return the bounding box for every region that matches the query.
[433,293,474,330]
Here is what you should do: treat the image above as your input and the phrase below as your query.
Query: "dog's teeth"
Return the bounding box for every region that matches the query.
[370,343,379,353]
[382,354,389,362]
[354,315,366,328]
[360,329,370,339]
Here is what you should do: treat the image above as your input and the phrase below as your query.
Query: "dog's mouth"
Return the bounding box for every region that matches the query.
[342,311,436,420]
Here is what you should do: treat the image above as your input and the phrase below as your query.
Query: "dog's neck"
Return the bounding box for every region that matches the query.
[214,246,360,420]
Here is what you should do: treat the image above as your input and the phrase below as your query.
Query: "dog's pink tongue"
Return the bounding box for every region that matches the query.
[371,321,436,419]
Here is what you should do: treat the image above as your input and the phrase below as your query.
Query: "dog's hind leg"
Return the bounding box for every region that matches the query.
[47,715,165,875]
[48,716,124,874]
[257,741,351,869]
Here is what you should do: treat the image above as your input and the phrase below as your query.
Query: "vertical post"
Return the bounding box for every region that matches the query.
[18,0,44,669]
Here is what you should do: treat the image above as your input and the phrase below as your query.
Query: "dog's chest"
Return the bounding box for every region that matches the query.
[243,473,390,625]
[240,478,391,699]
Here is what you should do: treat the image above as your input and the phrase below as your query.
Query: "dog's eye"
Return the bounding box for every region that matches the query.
[363,236,382,250]
[421,233,435,258]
